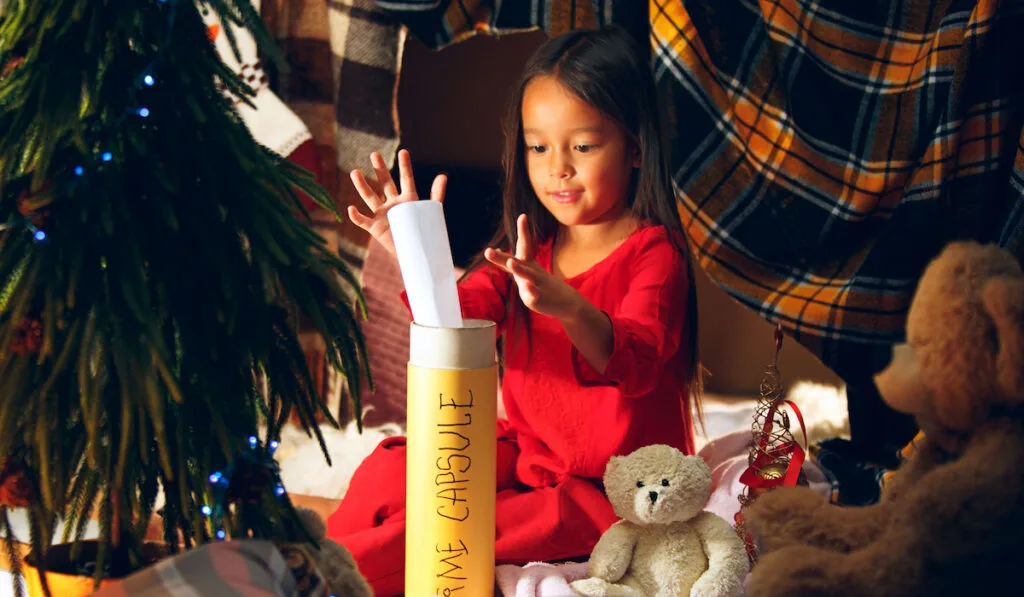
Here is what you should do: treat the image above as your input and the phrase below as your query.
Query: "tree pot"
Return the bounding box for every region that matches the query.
[22,540,167,597]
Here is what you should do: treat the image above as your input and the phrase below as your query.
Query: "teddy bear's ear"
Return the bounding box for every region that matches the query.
[981,276,1024,402]
[603,455,622,485]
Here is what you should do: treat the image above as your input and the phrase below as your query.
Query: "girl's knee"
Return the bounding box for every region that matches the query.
[348,436,408,489]
[379,435,406,451]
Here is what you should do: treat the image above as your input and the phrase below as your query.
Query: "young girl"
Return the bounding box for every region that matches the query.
[327,25,703,596]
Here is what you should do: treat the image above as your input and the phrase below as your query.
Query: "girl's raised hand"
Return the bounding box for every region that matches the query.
[347,149,447,257]
[485,214,582,321]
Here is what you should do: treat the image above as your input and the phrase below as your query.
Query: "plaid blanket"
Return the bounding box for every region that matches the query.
[652,0,1024,370]
[91,540,301,597]
[262,0,405,179]
[373,0,621,48]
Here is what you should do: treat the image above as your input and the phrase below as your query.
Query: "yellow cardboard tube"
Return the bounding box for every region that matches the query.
[406,319,497,597]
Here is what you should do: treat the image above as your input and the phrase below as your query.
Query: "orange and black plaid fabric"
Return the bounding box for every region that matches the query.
[375,0,624,48]
[652,0,1024,369]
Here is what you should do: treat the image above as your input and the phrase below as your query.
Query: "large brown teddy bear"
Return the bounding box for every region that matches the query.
[742,241,1024,597]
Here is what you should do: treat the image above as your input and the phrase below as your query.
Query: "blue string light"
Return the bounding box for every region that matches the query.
[32,0,182,243]
[205,434,288,542]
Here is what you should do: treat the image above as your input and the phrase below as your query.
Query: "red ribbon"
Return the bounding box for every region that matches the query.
[739,399,808,490]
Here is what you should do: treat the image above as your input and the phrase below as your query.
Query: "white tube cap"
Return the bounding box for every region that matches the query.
[409,319,497,370]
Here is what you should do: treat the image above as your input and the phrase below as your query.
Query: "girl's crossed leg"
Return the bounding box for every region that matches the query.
[327,428,617,596]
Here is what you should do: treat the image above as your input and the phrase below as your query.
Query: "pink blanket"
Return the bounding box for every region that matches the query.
[496,562,590,597]
[495,431,832,596]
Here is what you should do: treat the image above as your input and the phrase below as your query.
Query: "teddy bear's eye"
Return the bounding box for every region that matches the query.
[661,478,669,487]
[636,481,644,488]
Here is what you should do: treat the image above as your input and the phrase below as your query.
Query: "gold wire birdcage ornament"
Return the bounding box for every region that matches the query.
[734,324,808,564]
[744,327,796,489]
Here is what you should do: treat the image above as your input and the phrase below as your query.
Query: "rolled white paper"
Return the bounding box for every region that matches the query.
[387,200,464,328]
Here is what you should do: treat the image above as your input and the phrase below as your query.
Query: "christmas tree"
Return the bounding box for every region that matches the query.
[0,0,370,591]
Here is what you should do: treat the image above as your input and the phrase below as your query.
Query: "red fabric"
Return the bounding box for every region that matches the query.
[285,139,322,212]
[327,224,695,595]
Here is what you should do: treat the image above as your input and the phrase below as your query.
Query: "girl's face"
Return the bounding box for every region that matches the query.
[521,75,638,230]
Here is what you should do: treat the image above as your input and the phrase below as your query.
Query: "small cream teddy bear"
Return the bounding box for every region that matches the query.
[571,445,748,597]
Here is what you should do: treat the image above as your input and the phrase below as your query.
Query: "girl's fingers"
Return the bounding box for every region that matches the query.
[486,248,543,280]
[397,149,419,200]
[485,248,515,267]
[486,249,546,301]
[430,173,447,204]
[515,214,531,261]
[484,248,511,272]
[371,151,399,199]
[347,205,373,231]
[483,249,541,305]
[506,257,541,283]
[350,169,383,210]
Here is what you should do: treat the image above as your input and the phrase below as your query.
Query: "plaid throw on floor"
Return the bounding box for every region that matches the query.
[652,0,1024,370]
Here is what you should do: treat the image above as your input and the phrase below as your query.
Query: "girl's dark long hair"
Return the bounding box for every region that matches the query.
[465,25,705,429]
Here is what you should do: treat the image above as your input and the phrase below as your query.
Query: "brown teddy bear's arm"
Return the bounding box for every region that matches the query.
[899,421,1024,553]
[588,520,640,582]
[744,486,891,554]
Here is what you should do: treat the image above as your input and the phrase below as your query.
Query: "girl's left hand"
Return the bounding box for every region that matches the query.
[484,214,582,321]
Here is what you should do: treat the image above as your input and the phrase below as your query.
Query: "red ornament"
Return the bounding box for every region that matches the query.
[0,460,34,508]
[11,318,43,354]
[225,456,273,504]
[1,56,24,79]
[16,187,52,227]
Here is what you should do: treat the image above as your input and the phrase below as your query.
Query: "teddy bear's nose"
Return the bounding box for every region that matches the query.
[648,491,658,503]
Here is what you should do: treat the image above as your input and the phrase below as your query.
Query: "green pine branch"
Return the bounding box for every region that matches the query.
[0,0,371,590]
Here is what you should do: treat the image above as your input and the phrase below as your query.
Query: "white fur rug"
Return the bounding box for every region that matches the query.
[276,381,849,499]
[0,571,22,597]
[274,412,404,500]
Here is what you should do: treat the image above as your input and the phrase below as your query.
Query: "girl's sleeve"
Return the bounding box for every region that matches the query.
[400,263,511,330]
[571,235,689,397]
